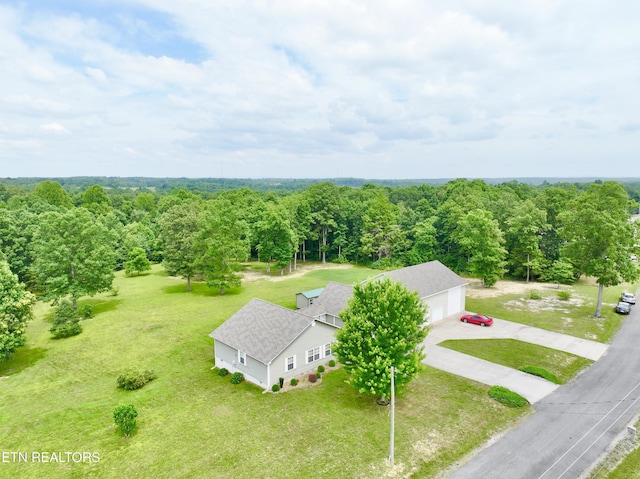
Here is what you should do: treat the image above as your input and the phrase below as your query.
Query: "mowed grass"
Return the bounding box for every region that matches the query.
[438,339,593,384]
[0,264,526,479]
[465,279,636,343]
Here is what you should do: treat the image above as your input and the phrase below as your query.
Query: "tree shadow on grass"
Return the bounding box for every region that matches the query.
[0,346,47,377]
[163,282,242,297]
[79,298,124,316]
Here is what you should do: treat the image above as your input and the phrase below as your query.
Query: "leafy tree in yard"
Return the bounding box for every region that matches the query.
[541,259,576,288]
[0,208,39,285]
[50,299,82,338]
[334,277,428,402]
[559,182,639,317]
[305,182,341,264]
[505,200,549,282]
[113,404,138,437]
[194,199,250,294]
[124,247,151,277]
[0,260,36,360]
[454,209,507,287]
[407,216,438,265]
[360,192,406,263]
[32,208,118,309]
[254,201,296,274]
[158,203,201,291]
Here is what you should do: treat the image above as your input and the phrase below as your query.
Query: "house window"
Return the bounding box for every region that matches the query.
[238,350,246,366]
[306,347,320,364]
[286,355,296,371]
[324,343,332,357]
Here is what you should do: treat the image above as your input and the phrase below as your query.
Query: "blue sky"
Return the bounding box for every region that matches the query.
[1,1,639,179]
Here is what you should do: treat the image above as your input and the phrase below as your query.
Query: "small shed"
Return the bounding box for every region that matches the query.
[295,287,325,309]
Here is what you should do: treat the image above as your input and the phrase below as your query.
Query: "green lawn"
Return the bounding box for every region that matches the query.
[0,264,527,479]
[465,279,635,343]
[438,339,593,384]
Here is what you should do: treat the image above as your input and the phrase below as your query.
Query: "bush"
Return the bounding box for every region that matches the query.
[113,404,138,437]
[230,372,244,384]
[328,360,336,367]
[81,304,94,319]
[488,386,529,408]
[117,369,157,390]
[519,366,560,384]
[218,368,229,377]
[317,365,325,373]
[529,290,542,300]
[50,300,82,339]
[308,373,318,383]
[557,291,571,301]
[316,372,322,379]
[279,377,284,388]
[271,384,280,392]
[290,378,298,387]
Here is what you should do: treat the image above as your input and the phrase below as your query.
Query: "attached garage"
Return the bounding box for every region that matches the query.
[386,261,467,323]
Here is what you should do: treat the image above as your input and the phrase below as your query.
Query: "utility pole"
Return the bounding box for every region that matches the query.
[389,366,395,463]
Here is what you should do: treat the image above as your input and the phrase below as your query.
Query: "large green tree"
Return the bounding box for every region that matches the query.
[194,199,250,294]
[158,203,201,291]
[559,182,639,317]
[33,180,73,209]
[505,200,549,282]
[455,209,507,287]
[305,182,341,264]
[0,260,36,360]
[254,201,296,275]
[359,192,406,263]
[334,277,428,402]
[32,208,118,308]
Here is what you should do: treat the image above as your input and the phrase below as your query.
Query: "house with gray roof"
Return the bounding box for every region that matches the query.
[210,298,338,389]
[209,261,466,390]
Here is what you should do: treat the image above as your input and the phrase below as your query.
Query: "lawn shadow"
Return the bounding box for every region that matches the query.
[0,346,47,376]
[163,282,242,297]
[80,298,124,316]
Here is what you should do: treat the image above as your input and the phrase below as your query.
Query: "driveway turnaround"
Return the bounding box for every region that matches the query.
[422,315,608,404]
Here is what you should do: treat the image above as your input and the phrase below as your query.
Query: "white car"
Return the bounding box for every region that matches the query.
[621,292,636,305]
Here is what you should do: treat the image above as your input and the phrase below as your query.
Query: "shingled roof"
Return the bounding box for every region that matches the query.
[301,281,353,318]
[383,260,467,298]
[209,298,314,364]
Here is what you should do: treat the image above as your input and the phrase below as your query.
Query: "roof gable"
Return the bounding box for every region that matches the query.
[300,281,353,318]
[210,298,314,364]
[384,260,467,298]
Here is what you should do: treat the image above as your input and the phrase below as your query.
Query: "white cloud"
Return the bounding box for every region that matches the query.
[41,122,69,133]
[0,1,639,178]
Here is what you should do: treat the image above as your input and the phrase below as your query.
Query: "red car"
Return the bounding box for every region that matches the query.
[460,313,494,327]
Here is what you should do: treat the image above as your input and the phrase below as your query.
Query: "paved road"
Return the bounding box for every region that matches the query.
[446,299,640,479]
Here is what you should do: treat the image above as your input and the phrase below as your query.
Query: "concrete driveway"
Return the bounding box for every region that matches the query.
[421,314,609,404]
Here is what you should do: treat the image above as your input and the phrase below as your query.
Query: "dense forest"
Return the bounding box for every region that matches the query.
[0,177,638,310]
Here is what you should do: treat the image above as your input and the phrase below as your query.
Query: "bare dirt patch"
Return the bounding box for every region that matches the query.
[241,262,353,282]
[465,279,561,299]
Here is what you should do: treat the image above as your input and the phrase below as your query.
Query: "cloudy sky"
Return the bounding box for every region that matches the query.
[1,1,638,179]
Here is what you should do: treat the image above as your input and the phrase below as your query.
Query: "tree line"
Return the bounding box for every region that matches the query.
[1,178,639,318]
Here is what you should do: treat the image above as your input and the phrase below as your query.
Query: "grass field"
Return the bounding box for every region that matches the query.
[0,263,529,479]
[438,339,593,384]
[465,279,631,343]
